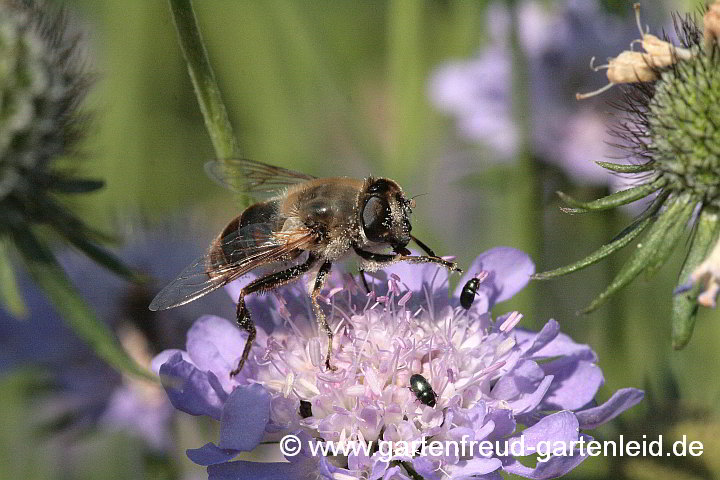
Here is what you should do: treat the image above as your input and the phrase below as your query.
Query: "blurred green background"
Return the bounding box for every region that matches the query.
[1,0,718,479]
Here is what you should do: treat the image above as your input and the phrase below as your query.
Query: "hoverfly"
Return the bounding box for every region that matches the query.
[149,158,461,376]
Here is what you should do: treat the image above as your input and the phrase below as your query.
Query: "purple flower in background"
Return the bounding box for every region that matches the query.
[156,247,643,479]
[429,0,654,185]
[0,225,234,451]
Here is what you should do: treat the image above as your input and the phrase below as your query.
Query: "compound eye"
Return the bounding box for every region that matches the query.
[362,196,390,242]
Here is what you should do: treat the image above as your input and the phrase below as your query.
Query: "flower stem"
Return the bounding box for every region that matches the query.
[506,0,540,319]
[168,0,239,161]
[387,0,425,180]
[0,238,26,317]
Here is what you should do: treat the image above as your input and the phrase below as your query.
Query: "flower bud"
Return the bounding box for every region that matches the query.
[607,50,658,83]
[691,237,720,308]
[704,1,720,48]
[576,3,694,100]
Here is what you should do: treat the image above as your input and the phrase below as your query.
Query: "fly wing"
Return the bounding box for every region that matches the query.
[149,222,316,311]
[205,158,316,196]
[148,253,241,311]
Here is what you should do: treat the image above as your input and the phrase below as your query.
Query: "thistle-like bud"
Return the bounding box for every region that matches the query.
[0,0,92,199]
[535,2,720,349]
[0,0,143,375]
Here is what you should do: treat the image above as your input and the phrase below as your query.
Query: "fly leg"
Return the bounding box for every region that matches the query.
[311,261,336,371]
[230,296,256,378]
[352,246,463,274]
[229,254,318,377]
[358,235,437,293]
[411,235,437,257]
[358,268,371,293]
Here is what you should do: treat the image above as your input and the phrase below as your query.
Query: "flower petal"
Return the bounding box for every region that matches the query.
[491,360,545,400]
[501,451,587,480]
[381,465,412,480]
[218,383,271,451]
[411,456,441,480]
[518,325,596,362]
[151,348,186,375]
[450,457,503,478]
[508,410,579,452]
[186,315,247,372]
[540,358,604,410]
[158,352,223,420]
[508,375,554,415]
[576,388,644,429]
[363,252,452,312]
[375,254,450,295]
[514,320,560,356]
[455,247,535,308]
[186,442,239,466]
[486,408,516,439]
[208,460,306,480]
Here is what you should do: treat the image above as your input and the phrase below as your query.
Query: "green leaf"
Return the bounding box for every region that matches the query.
[27,194,115,244]
[29,196,142,282]
[672,207,720,349]
[62,232,147,284]
[583,194,694,313]
[47,177,105,193]
[0,238,27,317]
[595,161,655,173]
[609,190,670,242]
[645,195,697,277]
[533,191,669,280]
[532,215,653,280]
[26,196,140,281]
[11,227,154,380]
[557,177,665,214]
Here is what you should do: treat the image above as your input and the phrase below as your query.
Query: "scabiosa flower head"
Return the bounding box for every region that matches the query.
[535,2,720,349]
[156,248,643,480]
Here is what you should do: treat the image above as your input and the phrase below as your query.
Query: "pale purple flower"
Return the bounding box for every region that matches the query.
[0,226,231,451]
[430,48,518,158]
[429,0,650,185]
[156,247,643,479]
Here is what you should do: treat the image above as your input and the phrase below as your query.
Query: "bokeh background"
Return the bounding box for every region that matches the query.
[1,0,718,479]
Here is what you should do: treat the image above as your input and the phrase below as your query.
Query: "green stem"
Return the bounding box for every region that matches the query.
[168,0,239,160]
[387,0,425,181]
[506,0,540,320]
[0,237,26,317]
